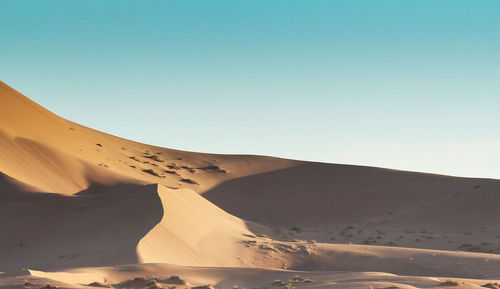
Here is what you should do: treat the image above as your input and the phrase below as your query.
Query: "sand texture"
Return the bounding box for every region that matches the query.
[1,80,500,288]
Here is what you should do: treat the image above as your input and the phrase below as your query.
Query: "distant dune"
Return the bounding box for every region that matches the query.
[1,80,500,288]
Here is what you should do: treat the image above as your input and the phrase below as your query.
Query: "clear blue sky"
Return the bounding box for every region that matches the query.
[1,1,500,178]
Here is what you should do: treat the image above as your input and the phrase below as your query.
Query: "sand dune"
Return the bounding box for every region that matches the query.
[204,163,500,253]
[203,162,497,227]
[2,80,500,288]
[137,185,280,268]
[0,81,297,195]
[0,179,279,271]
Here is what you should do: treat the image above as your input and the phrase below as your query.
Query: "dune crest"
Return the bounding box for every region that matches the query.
[0,81,297,194]
[137,185,261,267]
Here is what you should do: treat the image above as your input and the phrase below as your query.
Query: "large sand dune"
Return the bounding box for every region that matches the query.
[1,80,500,288]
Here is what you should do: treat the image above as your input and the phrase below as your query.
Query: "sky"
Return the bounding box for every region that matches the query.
[1,1,500,178]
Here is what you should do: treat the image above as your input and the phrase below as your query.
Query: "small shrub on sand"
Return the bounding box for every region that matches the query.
[144,154,164,162]
[165,276,186,285]
[180,178,199,185]
[88,281,113,288]
[167,163,180,170]
[291,275,305,282]
[197,165,227,173]
[120,276,161,288]
[129,156,140,162]
[142,169,161,177]
[272,276,313,287]
[145,280,163,289]
[440,280,462,286]
[482,283,500,289]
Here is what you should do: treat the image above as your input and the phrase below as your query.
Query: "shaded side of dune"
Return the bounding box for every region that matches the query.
[0,179,163,271]
[203,162,500,231]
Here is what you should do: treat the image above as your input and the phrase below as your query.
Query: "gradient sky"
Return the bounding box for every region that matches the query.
[1,1,500,178]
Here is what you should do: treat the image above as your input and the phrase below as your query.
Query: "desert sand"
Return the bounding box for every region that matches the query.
[1,80,500,288]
